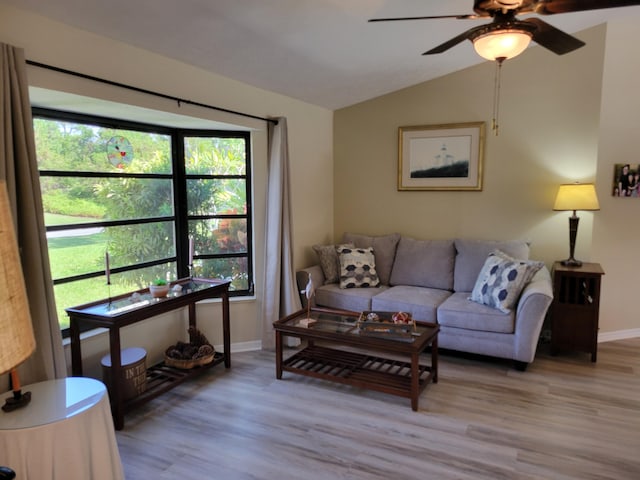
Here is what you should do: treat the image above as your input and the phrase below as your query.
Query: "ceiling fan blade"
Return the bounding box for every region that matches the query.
[422,25,487,55]
[528,0,640,15]
[368,14,481,22]
[525,18,585,54]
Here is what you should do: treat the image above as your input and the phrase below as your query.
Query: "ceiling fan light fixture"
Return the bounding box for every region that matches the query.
[472,29,532,61]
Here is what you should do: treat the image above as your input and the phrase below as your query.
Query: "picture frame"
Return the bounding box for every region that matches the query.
[612,163,640,197]
[398,122,485,191]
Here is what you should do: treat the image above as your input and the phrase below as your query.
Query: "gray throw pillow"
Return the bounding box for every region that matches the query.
[312,243,354,284]
[390,237,455,290]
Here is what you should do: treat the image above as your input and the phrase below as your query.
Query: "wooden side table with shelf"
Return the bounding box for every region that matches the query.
[550,261,604,362]
[66,277,231,430]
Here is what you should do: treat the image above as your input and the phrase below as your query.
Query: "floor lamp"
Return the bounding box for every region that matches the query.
[0,182,37,480]
[553,183,600,267]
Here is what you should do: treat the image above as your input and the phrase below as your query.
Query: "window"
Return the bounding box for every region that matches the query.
[33,108,253,336]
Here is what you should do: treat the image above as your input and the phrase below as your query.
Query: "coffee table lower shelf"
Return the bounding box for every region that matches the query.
[282,345,434,406]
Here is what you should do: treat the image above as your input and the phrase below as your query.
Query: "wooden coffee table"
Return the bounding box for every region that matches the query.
[273,307,439,411]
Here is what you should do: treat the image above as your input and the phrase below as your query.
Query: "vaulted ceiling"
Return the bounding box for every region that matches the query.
[4,0,639,109]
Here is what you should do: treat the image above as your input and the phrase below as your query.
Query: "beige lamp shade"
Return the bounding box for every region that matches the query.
[0,181,36,375]
[553,183,600,212]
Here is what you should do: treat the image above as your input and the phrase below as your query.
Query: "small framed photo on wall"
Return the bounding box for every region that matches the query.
[612,163,640,197]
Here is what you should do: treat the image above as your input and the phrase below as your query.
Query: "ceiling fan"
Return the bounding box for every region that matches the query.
[370,0,640,61]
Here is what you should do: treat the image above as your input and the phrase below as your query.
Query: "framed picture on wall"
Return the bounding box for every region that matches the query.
[612,163,640,197]
[398,122,485,191]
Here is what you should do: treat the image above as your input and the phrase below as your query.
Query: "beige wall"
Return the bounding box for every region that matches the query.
[333,24,640,338]
[592,17,640,338]
[2,1,638,377]
[0,4,334,374]
[334,26,605,260]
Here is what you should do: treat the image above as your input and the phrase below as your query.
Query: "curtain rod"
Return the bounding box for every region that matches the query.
[26,60,278,125]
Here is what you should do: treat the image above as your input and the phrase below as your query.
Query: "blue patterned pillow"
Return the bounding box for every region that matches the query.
[337,246,380,289]
[469,250,543,313]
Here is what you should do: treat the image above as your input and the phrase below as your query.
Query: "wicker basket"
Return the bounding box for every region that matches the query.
[164,353,215,369]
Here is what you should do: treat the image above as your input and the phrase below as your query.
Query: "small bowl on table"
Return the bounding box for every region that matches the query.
[149,284,170,298]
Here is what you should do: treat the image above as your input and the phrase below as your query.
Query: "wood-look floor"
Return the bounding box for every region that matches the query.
[116,338,640,479]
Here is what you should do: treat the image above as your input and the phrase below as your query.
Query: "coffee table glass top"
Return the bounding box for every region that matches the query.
[281,308,434,343]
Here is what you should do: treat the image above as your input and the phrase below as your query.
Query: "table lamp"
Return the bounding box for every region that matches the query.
[0,181,36,412]
[553,183,600,267]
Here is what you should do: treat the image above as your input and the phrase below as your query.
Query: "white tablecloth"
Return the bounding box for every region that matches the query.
[0,377,124,480]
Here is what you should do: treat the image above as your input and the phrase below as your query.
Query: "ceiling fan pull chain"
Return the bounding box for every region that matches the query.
[492,57,505,136]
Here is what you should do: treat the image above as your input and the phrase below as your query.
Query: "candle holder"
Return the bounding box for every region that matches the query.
[105,250,112,303]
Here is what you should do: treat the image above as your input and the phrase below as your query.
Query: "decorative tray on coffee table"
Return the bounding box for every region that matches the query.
[357,311,416,341]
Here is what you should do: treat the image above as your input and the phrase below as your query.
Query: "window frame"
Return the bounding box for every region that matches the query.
[33,107,254,337]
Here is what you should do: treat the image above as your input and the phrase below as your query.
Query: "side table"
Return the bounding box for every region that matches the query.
[0,377,124,479]
[550,261,604,362]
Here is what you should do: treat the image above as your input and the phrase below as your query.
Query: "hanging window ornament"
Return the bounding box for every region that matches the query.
[106,136,134,168]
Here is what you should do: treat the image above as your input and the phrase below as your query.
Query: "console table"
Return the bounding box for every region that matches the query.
[0,377,124,479]
[66,277,231,430]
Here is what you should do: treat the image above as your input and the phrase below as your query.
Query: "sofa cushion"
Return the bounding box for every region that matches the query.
[469,250,544,313]
[315,284,388,312]
[437,321,516,361]
[370,285,452,323]
[453,238,531,292]
[438,292,515,333]
[390,237,455,290]
[312,242,354,284]
[342,233,400,285]
[337,246,380,288]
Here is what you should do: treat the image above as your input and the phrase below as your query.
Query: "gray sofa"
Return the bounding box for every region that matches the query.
[296,233,553,370]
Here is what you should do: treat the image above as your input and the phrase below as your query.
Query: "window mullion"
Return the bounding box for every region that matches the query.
[174,131,189,278]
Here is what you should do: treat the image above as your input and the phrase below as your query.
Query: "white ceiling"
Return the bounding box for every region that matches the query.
[5,0,640,110]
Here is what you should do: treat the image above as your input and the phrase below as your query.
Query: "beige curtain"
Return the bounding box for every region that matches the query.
[261,117,301,349]
[0,43,66,390]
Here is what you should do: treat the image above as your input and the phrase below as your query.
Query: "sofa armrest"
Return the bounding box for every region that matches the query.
[296,265,326,308]
[513,266,554,363]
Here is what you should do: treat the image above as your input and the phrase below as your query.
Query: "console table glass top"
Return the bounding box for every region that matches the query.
[73,278,224,318]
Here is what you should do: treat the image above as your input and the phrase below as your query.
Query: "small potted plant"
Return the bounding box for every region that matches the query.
[149,278,170,298]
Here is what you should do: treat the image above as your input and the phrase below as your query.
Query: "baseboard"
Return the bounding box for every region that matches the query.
[219,340,262,353]
[598,328,640,343]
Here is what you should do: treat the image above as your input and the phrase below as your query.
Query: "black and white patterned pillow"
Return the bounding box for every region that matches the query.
[469,250,543,313]
[337,246,380,289]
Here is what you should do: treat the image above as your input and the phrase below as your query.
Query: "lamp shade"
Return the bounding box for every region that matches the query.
[0,181,36,376]
[473,29,532,61]
[553,183,600,212]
